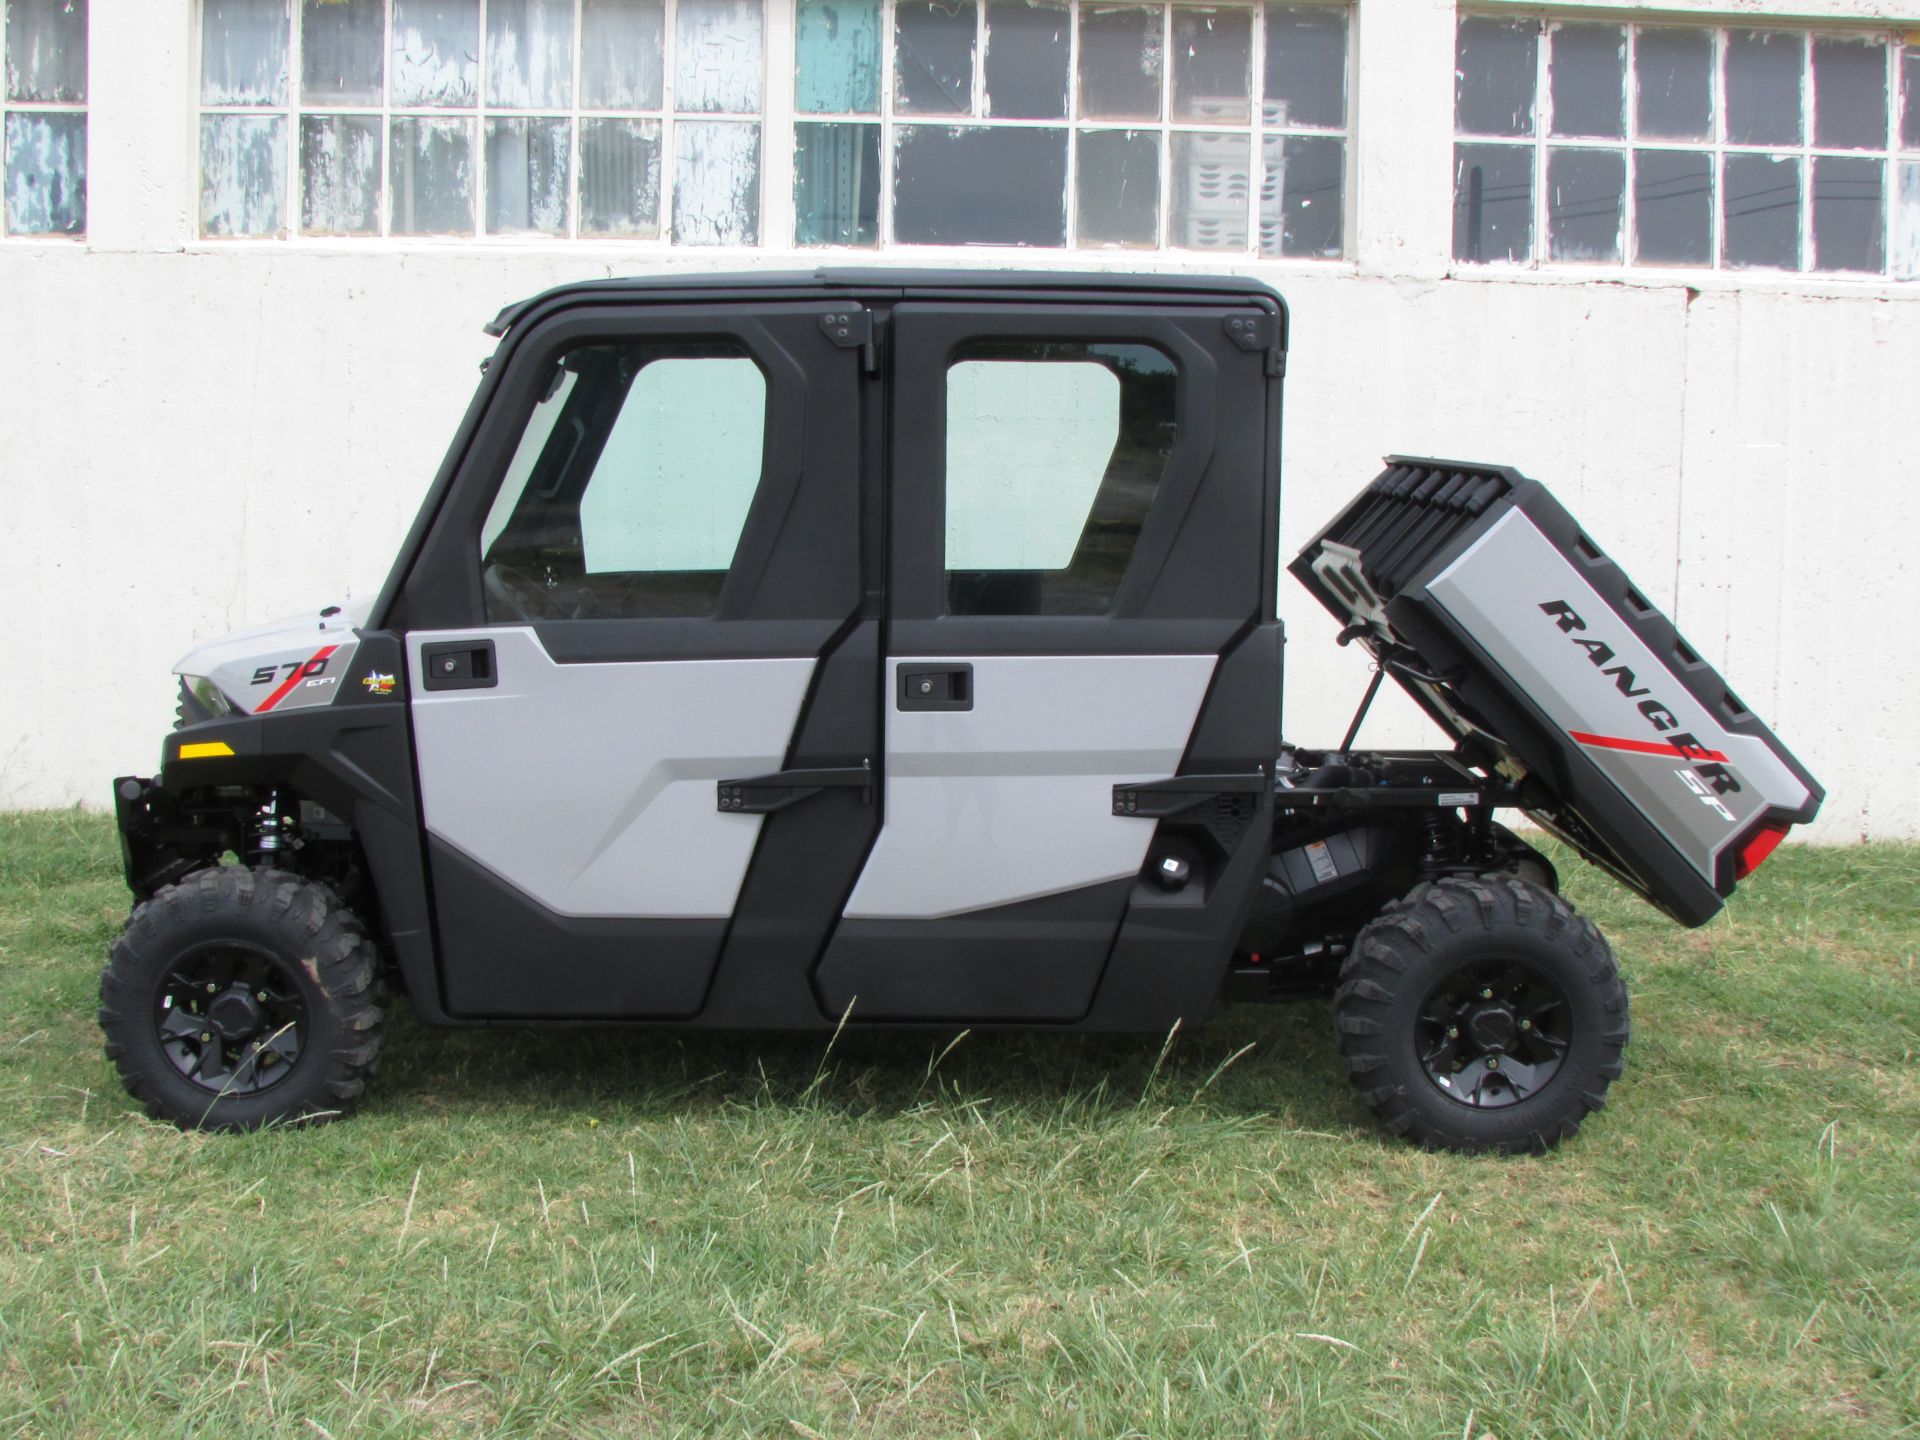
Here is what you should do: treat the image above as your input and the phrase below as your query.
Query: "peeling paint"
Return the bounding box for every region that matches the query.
[673,120,759,244]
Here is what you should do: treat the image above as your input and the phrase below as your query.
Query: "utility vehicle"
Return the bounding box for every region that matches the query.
[103,271,1821,1151]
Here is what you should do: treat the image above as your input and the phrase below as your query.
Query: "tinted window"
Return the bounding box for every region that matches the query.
[943,341,1175,616]
[480,345,768,621]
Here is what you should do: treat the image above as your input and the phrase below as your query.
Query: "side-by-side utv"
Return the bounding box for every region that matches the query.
[103,272,1821,1151]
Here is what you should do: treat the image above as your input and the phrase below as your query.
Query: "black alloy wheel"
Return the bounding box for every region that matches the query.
[1415,956,1570,1109]
[154,942,310,1097]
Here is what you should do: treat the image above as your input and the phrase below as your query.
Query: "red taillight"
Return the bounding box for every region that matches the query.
[1734,820,1791,879]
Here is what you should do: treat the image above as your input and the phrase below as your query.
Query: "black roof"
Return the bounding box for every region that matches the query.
[485,267,1286,338]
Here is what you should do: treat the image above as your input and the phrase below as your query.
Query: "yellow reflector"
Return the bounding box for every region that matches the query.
[177,741,236,759]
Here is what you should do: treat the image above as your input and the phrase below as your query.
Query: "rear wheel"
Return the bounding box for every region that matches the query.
[99,867,385,1130]
[1334,876,1628,1153]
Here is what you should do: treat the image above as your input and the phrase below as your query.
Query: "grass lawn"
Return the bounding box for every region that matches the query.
[0,809,1915,1438]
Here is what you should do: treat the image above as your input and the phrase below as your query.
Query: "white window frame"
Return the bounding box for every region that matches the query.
[2,0,88,239]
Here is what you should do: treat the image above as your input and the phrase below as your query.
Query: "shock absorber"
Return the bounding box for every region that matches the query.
[248,791,290,864]
[1420,809,1460,873]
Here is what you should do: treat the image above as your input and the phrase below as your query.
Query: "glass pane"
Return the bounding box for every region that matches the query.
[1813,38,1887,151]
[582,0,663,110]
[1260,132,1340,257]
[1455,17,1538,137]
[676,0,764,113]
[4,111,84,234]
[392,0,478,106]
[985,0,1067,120]
[1078,6,1160,122]
[1905,52,1920,149]
[1075,128,1157,247]
[673,119,760,244]
[1264,6,1345,128]
[485,116,570,234]
[199,113,285,235]
[1549,24,1623,139]
[794,120,879,244]
[389,115,473,233]
[7,0,87,104]
[1723,152,1799,269]
[486,0,573,109]
[1453,141,1531,262]
[795,0,880,114]
[894,0,973,116]
[893,124,1066,244]
[301,0,382,104]
[1725,32,1802,147]
[1635,29,1712,142]
[1171,9,1251,124]
[579,117,660,235]
[1171,129,1248,248]
[300,113,380,234]
[201,0,289,106]
[1546,146,1622,260]
[1812,155,1883,272]
[1633,148,1711,265]
[1896,162,1920,280]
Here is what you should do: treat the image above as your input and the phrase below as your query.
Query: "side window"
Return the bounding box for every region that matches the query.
[480,343,769,621]
[943,341,1177,616]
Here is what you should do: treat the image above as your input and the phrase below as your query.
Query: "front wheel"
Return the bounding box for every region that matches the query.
[1334,876,1629,1153]
[99,867,385,1131]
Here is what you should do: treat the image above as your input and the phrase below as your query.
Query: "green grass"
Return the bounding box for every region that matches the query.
[1,810,1916,1438]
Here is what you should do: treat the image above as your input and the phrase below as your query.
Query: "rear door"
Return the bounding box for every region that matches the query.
[397,301,876,1019]
[814,300,1280,1023]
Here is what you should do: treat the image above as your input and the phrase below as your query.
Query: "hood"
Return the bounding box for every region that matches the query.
[174,598,373,716]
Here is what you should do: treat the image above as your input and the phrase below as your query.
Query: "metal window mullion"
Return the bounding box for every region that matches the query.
[973,0,986,118]
[1064,0,1078,247]
[568,0,583,238]
[1800,29,1814,271]
[1159,0,1171,248]
[475,0,489,235]
[1532,17,1547,266]
[1245,0,1261,256]
[762,0,793,248]
[662,0,677,242]
[880,0,897,246]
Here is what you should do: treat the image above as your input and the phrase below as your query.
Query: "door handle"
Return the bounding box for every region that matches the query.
[898,664,973,711]
[420,639,497,691]
[717,763,874,814]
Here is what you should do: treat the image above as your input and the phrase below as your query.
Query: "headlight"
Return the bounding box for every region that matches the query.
[183,675,234,719]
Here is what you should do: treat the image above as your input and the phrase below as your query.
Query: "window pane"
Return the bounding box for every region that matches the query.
[582,0,664,110]
[1453,141,1531,262]
[675,0,763,114]
[301,0,382,104]
[1078,5,1161,122]
[894,0,974,116]
[1896,162,1920,279]
[1905,52,1920,149]
[200,113,285,235]
[579,117,660,236]
[4,111,84,234]
[201,0,289,106]
[795,0,880,114]
[1264,6,1344,128]
[1549,24,1623,139]
[1171,130,1248,248]
[485,116,570,234]
[673,119,760,244]
[1546,146,1622,260]
[389,115,473,233]
[794,120,879,244]
[1812,155,1884,272]
[1635,29,1712,142]
[1813,38,1887,151]
[1633,148,1711,265]
[1260,132,1341,257]
[1455,17,1538,137]
[944,342,1174,617]
[392,0,478,107]
[1076,128,1157,247]
[1171,9,1251,124]
[300,113,380,234]
[485,0,573,109]
[985,0,1067,120]
[7,0,87,104]
[1723,152,1799,269]
[1725,31,1802,147]
[894,124,1065,244]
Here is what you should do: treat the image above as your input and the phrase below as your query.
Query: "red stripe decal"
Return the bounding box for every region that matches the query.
[1570,729,1728,764]
[255,645,339,714]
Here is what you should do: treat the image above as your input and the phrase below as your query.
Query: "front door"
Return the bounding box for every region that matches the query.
[399,302,874,1019]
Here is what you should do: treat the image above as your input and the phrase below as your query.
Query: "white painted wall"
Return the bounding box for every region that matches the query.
[2,0,1916,843]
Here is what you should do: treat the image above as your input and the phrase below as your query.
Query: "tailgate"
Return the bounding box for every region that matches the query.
[1291,458,1822,926]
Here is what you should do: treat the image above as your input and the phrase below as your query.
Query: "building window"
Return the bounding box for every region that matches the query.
[1454,16,1920,279]
[793,0,1350,254]
[196,0,765,241]
[4,0,86,237]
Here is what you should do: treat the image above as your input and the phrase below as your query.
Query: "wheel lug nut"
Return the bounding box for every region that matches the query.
[1479,987,1493,1000]
[256,991,269,1002]
[206,982,218,993]
[1486,1057,1499,1069]
[199,1032,212,1043]
[1446,1026,1460,1038]
[1519,1019,1532,1031]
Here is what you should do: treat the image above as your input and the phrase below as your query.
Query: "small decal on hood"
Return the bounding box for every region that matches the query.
[361,671,397,698]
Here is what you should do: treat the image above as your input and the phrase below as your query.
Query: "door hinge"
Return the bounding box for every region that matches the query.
[1223,312,1285,377]
[821,307,877,372]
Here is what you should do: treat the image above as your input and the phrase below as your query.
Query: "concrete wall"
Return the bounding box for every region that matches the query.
[3,0,1916,842]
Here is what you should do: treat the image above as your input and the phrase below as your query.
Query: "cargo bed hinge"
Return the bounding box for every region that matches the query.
[820,307,877,372]
[1223,312,1284,377]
